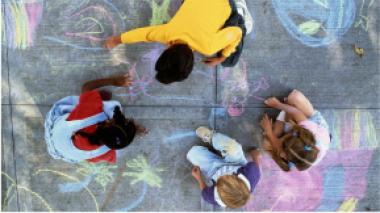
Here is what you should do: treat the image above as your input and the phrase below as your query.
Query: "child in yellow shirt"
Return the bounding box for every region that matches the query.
[106,0,253,84]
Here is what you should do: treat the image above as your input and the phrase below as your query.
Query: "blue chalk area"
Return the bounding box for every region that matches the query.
[117,183,148,212]
[316,166,345,211]
[44,36,105,50]
[272,0,356,47]
[58,175,93,193]
[164,130,196,144]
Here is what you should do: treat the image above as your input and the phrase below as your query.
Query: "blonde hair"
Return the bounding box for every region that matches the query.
[216,175,250,208]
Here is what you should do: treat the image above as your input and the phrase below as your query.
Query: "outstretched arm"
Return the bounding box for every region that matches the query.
[81,74,132,93]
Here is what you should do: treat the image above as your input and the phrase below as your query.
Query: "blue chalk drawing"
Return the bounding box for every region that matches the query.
[163,130,196,144]
[58,175,93,193]
[316,166,345,211]
[208,108,228,129]
[272,0,356,47]
[117,183,148,212]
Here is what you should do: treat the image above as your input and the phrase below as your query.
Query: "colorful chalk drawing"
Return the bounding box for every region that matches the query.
[354,0,375,32]
[244,110,378,211]
[1,155,165,211]
[272,0,356,47]
[149,0,172,26]
[1,0,43,49]
[219,60,270,117]
[44,0,125,50]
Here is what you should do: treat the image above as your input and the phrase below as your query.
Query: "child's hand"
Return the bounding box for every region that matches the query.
[203,56,226,67]
[191,166,202,180]
[112,74,133,87]
[264,97,282,108]
[260,114,273,131]
[105,36,121,49]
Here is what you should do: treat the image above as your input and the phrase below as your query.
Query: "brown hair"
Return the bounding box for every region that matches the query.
[216,175,250,208]
[282,125,319,171]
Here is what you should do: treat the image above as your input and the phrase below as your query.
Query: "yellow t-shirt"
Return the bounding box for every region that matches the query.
[120,0,242,57]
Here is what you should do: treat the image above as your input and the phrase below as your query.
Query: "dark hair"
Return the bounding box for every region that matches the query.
[76,107,136,150]
[282,125,319,171]
[155,44,194,84]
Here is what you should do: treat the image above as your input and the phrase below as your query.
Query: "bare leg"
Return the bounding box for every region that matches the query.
[286,89,315,118]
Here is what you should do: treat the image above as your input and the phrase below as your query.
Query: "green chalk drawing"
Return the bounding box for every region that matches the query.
[1,172,53,212]
[298,20,322,36]
[123,155,165,188]
[76,162,117,191]
[149,0,171,25]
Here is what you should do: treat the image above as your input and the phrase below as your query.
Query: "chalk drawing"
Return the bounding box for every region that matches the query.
[272,0,356,47]
[324,110,378,150]
[219,60,270,116]
[149,0,172,26]
[123,155,165,188]
[220,60,250,117]
[163,130,196,144]
[1,0,43,49]
[337,197,358,211]
[76,162,117,191]
[44,0,125,50]
[34,169,99,211]
[2,172,53,211]
[354,0,375,32]
[116,183,148,212]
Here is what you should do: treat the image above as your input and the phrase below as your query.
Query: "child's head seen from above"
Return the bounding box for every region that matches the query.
[155,44,194,84]
[282,125,319,171]
[217,175,251,209]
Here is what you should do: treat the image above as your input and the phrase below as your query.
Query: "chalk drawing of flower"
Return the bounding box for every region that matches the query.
[76,162,117,191]
[123,155,165,188]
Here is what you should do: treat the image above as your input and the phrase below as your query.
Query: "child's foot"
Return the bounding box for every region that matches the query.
[195,126,213,143]
[235,0,253,34]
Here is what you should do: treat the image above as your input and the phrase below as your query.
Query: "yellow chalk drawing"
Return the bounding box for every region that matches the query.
[76,162,117,191]
[1,172,53,212]
[149,0,171,25]
[34,169,99,211]
[337,197,358,211]
[352,110,361,148]
[123,155,165,188]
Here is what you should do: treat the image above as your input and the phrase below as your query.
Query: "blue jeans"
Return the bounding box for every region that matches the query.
[187,133,247,179]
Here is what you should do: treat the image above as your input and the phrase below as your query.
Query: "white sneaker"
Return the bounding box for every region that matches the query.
[235,0,253,34]
[195,126,213,143]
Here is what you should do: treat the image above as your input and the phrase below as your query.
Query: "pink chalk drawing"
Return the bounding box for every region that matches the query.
[44,0,125,50]
[219,60,270,117]
[2,0,43,49]
[245,110,378,211]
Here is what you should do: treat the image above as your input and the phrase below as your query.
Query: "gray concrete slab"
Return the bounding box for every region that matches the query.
[1,47,9,104]
[1,105,19,211]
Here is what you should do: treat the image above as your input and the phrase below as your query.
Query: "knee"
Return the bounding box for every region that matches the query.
[186,146,205,163]
[287,89,303,104]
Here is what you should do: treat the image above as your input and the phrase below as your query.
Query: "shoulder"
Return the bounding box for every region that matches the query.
[201,185,219,206]
[237,162,261,191]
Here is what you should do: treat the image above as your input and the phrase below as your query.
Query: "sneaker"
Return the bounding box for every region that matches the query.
[235,0,253,34]
[195,126,213,143]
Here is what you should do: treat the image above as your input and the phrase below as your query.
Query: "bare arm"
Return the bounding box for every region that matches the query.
[81,75,132,93]
[264,97,307,122]
[192,166,206,190]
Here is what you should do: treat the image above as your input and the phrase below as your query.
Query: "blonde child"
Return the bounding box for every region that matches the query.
[187,127,261,208]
